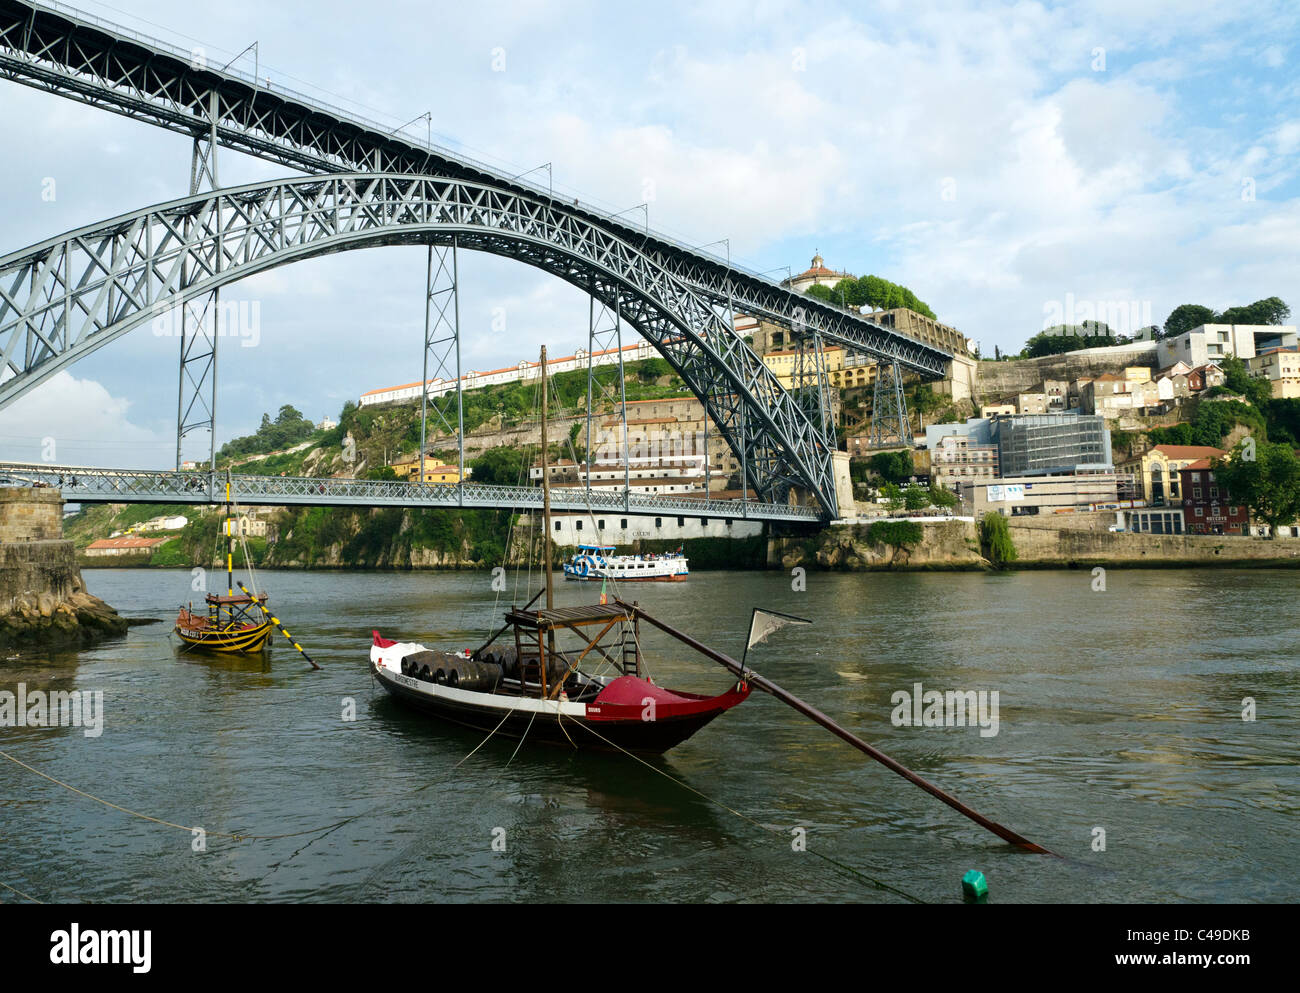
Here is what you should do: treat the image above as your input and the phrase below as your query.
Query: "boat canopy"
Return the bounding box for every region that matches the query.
[576,544,616,553]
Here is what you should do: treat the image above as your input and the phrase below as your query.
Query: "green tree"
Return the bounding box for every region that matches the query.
[980,512,1018,568]
[904,485,930,511]
[1163,304,1218,339]
[469,446,528,486]
[881,482,905,515]
[868,449,914,484]
[928,483,958,509]
[1219,296,1291,326]
[1213,442,1300,539]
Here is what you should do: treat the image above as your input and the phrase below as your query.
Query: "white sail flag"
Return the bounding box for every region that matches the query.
[745,608,813,654]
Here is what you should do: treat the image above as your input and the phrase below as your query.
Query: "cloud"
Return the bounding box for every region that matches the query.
[0,371,172,469]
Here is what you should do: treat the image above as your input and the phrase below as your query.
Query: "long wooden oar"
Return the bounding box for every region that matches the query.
[237,582,321,670]
[620,599,1055,856]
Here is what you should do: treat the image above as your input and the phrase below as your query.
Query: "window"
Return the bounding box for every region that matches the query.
[620,519,627,529]
[1195,507,1203,517]
[677,517,685,527]
[598,520,605,530]
[554,521,562,531]
[575,520,583,531]
[655,518,662,528]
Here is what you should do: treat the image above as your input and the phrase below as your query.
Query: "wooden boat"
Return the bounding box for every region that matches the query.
[562,544,689,582]
[369,345,748,754]
[173,471,273,654]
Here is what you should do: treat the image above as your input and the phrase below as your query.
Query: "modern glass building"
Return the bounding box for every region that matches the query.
[994,413,1112,477]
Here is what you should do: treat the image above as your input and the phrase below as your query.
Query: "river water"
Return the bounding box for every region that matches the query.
[2,566,1296,904]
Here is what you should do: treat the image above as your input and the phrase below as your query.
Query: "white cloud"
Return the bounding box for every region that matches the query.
[0,371,172,469]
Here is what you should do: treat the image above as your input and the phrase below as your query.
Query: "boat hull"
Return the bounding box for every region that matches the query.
[174,620,273,653]
[370,657,748,755]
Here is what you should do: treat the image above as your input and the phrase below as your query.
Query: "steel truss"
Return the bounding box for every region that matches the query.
[0,174,840,513]
[0,0,953,379]
[869,359,914,449]
[176,88,220,474]
[0,461,823,522]
[585,287,629,505]
[419,240,462,490]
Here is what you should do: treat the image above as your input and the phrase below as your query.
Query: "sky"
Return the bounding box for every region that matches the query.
[1,0,1297,467]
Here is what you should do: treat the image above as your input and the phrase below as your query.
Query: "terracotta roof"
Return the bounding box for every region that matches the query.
[1150,445,1228,459]
[1181,459,1214,471]
[87,536,167,549]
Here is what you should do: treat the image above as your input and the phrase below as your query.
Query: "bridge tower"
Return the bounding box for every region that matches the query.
[174,90,222,475]
[869,359,914,449]
[419,241,463,496]
[585,287,631,509]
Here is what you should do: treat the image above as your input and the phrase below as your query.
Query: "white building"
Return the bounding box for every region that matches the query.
[358,340,657,407]
[530,511,763,547]
[1156,323,1298,369]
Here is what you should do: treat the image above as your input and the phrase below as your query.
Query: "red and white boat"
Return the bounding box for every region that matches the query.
[369,603,750,754]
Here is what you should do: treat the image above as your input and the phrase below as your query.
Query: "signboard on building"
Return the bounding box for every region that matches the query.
[987,484,1025,502]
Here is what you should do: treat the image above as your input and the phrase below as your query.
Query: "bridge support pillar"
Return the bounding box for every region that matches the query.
[175,92,221,479]
[420,240,463,498]
[869,359,914,449]
[831,451,855,520]
[586,288,629,504]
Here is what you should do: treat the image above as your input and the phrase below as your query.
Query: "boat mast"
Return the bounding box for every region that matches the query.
[539,345,554,612]
[225,468,234,624]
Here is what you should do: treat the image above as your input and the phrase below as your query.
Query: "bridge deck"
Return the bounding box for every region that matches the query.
[0,464,825,523]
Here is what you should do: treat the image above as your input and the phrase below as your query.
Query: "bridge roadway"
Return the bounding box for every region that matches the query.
[0,463,825,524]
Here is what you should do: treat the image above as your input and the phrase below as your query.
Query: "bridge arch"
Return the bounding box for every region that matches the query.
[0,173,838,513]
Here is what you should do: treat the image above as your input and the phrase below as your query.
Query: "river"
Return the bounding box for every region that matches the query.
[2,566,1296,903]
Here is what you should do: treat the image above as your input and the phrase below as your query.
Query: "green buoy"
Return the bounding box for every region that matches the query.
[961,869,988,903]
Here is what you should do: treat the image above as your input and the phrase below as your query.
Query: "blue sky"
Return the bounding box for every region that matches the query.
[1,0,1297,467]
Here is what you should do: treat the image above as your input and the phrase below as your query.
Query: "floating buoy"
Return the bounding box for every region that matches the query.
[961,869,988,903]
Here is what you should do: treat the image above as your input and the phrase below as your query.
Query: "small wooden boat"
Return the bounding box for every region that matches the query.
[370,346,747,754]
[174,471,273,655]
[370,605,750,754]
[562,544,689,582]
[175,599,273,653]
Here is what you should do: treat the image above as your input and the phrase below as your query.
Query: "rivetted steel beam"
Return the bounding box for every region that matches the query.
[0,0,953,378]
[0,174,840,515]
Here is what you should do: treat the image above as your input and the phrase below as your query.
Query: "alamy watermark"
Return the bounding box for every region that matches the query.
[150,297,261,347]
[0,683,104,737]
[890,682,999,737]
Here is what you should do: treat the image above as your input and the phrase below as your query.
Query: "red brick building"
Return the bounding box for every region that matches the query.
[1179,459,1249,535]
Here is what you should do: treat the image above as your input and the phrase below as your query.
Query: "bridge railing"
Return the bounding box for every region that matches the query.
[0,464,825,522]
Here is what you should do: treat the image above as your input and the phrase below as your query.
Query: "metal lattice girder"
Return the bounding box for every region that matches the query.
[0,0,953,380]
[0,461,825,523]
[870,359,914,449]
[419,240,462,487]
[585,283,629,503]
[0,174,840,514]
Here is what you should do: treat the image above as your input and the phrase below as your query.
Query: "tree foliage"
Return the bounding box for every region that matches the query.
[1213,442,1300,539]
[218,404,317,461]
[805,274,937,320]
[1162,298,1290,338]
[468,446,528,486]
[868,449,915,484]
[980,512,1018,568]
[1147,400,1266,448]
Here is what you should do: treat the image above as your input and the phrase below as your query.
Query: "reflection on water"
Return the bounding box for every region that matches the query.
[1,566,1297,903]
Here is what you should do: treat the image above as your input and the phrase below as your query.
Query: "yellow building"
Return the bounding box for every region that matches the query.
[1117,444,1227,506]
[762,346,846,388]
[390,457,462,483]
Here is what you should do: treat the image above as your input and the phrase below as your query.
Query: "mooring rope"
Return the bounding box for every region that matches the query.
[557,713,926,904]
[0,878,43,904]
[0,748,351,843]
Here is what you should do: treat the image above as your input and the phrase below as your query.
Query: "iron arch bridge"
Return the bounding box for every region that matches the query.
[1,172,842,511]
[0,0,958,521]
